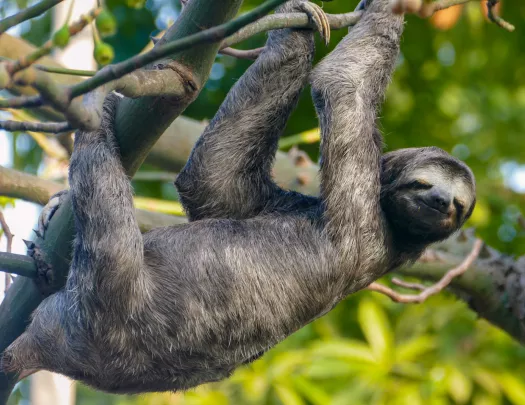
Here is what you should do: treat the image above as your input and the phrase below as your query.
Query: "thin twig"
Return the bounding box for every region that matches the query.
[0,211,14,292]
[4,7,101,77]
[486,0,515,32]
[391,278,426,291]
[392,0,476,18]
[8,109,70,160]
[518,215,525,231]
[0,120,72,133]
[0,0,65,35]
[35,65,96,77]
[429,0,475,12]
[0,212,13,254]
[219,46,264,60]
[367,239,483,303]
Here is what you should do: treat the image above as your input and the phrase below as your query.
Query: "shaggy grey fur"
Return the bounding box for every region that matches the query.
[2,0,475,395]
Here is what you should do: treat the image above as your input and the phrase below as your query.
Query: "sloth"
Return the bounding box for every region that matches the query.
[2,0,475,395]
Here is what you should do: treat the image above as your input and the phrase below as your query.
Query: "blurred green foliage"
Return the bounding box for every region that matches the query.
[3,0,525,404]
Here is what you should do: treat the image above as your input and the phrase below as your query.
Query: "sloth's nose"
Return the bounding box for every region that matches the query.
[423,188,451,214]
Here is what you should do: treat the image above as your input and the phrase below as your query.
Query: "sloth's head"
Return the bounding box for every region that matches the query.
[380,147,476,247]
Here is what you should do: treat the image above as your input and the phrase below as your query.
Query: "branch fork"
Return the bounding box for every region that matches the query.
[367,239,484,304]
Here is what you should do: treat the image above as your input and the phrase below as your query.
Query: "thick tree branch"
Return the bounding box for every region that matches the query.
[0,166,63,205]
[0,165,184,232]
[0,95,43,109]
[145,116,320,195]
[0,253,36,279]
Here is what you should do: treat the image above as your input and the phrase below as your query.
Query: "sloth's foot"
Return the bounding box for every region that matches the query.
[20,191,68,295]
[299,2,331,45]
[37,190,69,239]
[23,239,54,295]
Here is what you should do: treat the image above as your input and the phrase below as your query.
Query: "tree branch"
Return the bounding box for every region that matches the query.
[486,0,515,32]
[3,7,101,78]
[0,165,185,232]
[0,213,13,255]
[0,34,79,122]
[0,166,63,205]
[0,212,14,292]
[0,0,65,35]
[221,11,362,49]
[145,115,320,195]
[0,253,37,278]
[0,94,43,109]
[0,120,71,133]
[219,46,264,60]
[367,239,483,303]
[396,233,525,344]
[34,65,95,77]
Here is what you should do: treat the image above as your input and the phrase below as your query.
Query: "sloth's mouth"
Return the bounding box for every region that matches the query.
[417,200,458,230]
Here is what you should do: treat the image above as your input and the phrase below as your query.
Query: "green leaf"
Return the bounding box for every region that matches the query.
[395,335,436,363]
[495,372,525,405]
[0,197,15,208]
[292,376,331,405]
[269,352,307,380]
[445,366,473,404]
[274,384,306,405]
[357,299,394,363]
[303,359,357,379]
[309,340,376,364]
[472,367,501,396]
[472,393,502,405]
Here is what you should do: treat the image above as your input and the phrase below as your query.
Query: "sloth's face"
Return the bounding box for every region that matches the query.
[380,147,476,245]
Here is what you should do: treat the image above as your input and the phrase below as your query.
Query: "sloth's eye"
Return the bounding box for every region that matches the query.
[453,199,465,216]
[408,180,432,190]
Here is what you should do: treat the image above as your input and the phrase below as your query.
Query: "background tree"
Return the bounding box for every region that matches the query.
[1,0,525,404]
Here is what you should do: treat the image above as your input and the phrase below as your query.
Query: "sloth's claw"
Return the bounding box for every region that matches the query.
[37,190,68,239]
[299,2,331,45]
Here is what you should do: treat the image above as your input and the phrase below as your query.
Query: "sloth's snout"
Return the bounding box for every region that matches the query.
[421,187,451,214]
